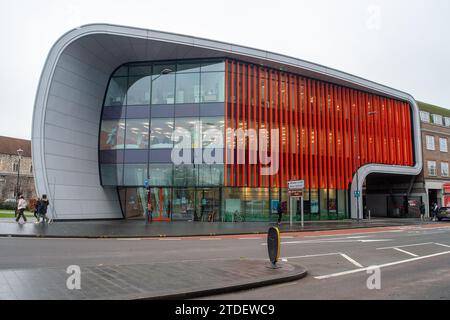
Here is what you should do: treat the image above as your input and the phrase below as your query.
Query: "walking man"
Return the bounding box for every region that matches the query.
[420,202,425,222]
[16,195,27,224]
[38,195,50,224]
[277,203,283,224]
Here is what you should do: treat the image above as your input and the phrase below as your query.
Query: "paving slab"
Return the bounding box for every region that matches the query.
[0,259,307,300]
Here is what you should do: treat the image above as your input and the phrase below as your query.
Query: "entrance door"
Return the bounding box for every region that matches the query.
[172,188,196,221]
[150,188,172,221]
[196,188,221,222]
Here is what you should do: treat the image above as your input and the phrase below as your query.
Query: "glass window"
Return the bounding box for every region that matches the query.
[100,119,126,150]
[432,114,443,125]
[426,135,435,150]
[148,164,173,186]
[175,73,200,104]
[177,62,201,73]
[419,111,430,123]
[445,117,450,127]
[175,117,201,148]
[428,161,437,176]
[129,64,151,76]
[124,119,149,149]
[201,61,225,72]
[439,138,448,152]
[151,64,175,105]
[198,164,223,186]
[113,65,128,77]
[173,165,197,187]
[200,72,225,103]
[104,77,128,106]
[123,164,148,186]
[126,76,151,105]
[101,164,123,186]
[123,187,146,218]
[202,117,224,148]
[150,118,174,149]
[441,162,449,177]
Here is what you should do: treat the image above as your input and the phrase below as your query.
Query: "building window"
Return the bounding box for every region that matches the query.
[445,117,450,127]
[428,161,437,176]
[12,163,19,172]
[426,135,435,150]
[30,165,32,173]
[420,111,430,123]
[441,162,449,177]
[432,114,443,126]
[439,138,448,152]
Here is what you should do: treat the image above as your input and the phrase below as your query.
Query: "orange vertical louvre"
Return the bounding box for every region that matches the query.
[306,79,312,189]
[325,84,331,189]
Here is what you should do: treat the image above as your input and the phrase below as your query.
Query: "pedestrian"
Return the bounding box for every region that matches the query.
[277,203,283,224]
[419,202,425,221]
[146,201,153,224]
[38,195,50,224]
[432,202,439,221]
[16,195,27,224]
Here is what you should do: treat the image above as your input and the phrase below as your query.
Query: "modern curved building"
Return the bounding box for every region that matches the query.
[32,24,422,222]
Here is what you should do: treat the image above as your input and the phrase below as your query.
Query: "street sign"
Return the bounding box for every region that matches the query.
[354,190,361,198]
[288,190,303,197]
[144,179,149,188]
[288,180,304,190]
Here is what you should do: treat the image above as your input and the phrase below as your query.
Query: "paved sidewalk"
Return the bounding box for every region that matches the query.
[0,218,433,238]
[0,259,306,300]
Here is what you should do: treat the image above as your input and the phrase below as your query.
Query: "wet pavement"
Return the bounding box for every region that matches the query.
[0,218,430,238]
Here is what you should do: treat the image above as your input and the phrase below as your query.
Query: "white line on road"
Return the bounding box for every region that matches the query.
[377,242,434,250]
[282,252,341,259]
[116,238,142,241]
[158,238,182,241]
[268,238,392,246]
[315,250,450,280]
[392,247,419,257]
[435,243,450,248]
[199,238,222,241]
[339,253,364,268]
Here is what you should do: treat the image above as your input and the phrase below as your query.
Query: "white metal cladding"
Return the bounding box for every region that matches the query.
[32,23,422,220]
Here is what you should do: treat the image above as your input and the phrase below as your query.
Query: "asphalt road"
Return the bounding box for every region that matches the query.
[1,223,450,299]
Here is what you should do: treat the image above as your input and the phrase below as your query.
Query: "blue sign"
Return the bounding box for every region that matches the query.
[144,179,149,188]
[354,190,361,198]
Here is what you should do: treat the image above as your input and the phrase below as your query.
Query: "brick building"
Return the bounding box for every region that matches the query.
[0,136,36,202]
[416,101,450,215]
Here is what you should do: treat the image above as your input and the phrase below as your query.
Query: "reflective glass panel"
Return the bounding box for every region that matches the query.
[150,118,174,149]
[148,164,173,186]
[198,164,223,186]
[177,62,201,73]
[105,77,128,106]
[124,119,149,149]
[151,73,175,105]
[126,76,151,105]
[175,73,200,104]
[100,164,123,186]
[100,119,126,150]
[201,72,225,102]
[201,61,225,72]
[173,165,197,187]
[175,117,201,148]
[123,164,148,186]
[202,117,224,148]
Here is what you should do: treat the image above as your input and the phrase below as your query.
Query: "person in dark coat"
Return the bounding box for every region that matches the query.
[37,195,50,224]
[277,203,283,224]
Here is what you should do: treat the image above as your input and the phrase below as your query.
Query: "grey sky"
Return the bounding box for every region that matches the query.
[1,0,449,140]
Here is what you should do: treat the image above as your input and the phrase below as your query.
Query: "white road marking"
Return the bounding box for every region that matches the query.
[116,238,141,241]
[435,243,450,248]
[392,247,419,257]
[199,238,222,241]
[339,253,364,268]
[315,250,450,280]
[377,242,434,250]
[282,252,341,259]
[268,238,392,246]
[159,238,182,241]
[281,258,288,262]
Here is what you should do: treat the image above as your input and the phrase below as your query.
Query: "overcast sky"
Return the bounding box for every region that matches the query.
[1,0,449,140]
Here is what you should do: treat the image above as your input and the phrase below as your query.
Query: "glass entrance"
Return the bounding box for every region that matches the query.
[149,187,172,221]
[172,188,196,221]
[196,188,221,222]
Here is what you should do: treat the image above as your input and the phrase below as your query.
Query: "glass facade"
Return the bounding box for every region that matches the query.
[100,58,412,221]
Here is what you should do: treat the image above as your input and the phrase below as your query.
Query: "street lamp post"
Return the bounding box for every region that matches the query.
[15,148,23,212]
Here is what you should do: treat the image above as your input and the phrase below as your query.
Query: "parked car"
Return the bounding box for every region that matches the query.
[437,207,450,221]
